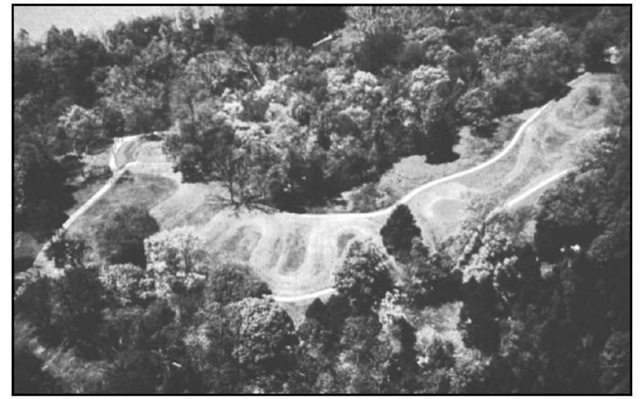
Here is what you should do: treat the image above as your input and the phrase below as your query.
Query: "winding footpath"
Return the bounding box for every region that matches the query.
[47,91,574,302]
[61,135,138,230]
[299,102,551,220]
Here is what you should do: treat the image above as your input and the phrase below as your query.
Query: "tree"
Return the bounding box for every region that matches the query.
[100,35,185,135]
[103,299,203,394]
[100,106,126,138]
[145,227,208,319]
[379,316,420,393]
[333,240,394,313]
[581,7,630,72]
[355,28,404,74]
[458,277,501,354]
[599,332,630,393]
[45,232,88,269]
[57,104,102,156]
[96,205,160,267]
[50,266,108,357]
[455,87,496,137]
[400,239,462,308]
[99,263,154,307]
[335,314,388,393]
[14,139,74,238]
[184,300,241,393]
[166,116,281,209]
[13,344,63,394]
[13,274,58,345]
[205,263,271,305]
[380,204,422,258]
[406,65,458,163]
[224,298,297,375]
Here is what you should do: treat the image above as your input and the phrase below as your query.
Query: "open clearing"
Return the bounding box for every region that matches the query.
[48,73,619,300]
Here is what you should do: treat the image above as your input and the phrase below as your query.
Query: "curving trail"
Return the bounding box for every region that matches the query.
[503,168,574,209]
[38,73,609,302]
[62,136,138,230]
[298,102,551,220]
[272,167,574,303]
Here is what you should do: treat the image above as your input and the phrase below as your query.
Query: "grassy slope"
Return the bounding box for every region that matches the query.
[66,173,178,247]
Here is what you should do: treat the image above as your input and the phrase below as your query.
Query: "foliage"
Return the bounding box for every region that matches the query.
[14,138,74,239]
[50,266,109,357]
[380,204,422,258]
[14,274,59,345]
[599,332,630,393]
[57,105,102,155]
[399,239,462,308]
[224,298,297,372]
[96,205,160,267]
[205,263,271,305]
[456,87,496,137]
[355,28,404,74]
[14,343,63,394]
[99,263,154,307]
[333,240,394,313]
[165,116,281,209]
[144,227,208,320]
[221,6,347,47]
[458,277,501,354]
[581,7,630,72]
[45,232,88,269]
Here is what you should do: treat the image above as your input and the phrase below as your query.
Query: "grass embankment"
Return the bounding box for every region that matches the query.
[66,173,178,246]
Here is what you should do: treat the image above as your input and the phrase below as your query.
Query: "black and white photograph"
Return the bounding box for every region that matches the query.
[12,4,631,394]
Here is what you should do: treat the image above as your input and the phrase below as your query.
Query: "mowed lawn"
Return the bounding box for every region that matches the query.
[66,173,178,247]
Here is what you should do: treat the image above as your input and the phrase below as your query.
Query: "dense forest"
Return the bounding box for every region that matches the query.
[13,6,630,394]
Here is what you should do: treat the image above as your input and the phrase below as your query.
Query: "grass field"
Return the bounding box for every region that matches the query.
[66,173,178,246]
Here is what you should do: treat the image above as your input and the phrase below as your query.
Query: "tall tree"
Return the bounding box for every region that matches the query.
[334,240,394,313]
[380,204,422,258]
[224,298,297,386]
[57,105,102,156]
